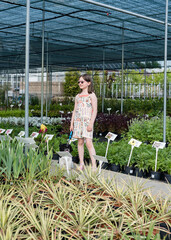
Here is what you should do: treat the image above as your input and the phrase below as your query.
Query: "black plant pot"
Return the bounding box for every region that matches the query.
[72,156,79,164]
[125,166,134,175]
[52,153,59,160]
[160,222,171,240]
[102,162,109,170]
[150,171,161,180]
[134,168,146,178]
[110,163,120,172]
[164,173,171,184]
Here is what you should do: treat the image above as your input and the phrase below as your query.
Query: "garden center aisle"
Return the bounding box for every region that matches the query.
[51,160,171,201]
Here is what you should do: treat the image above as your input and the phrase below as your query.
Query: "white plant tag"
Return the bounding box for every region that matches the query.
[152,141,166,149]
[93,155,108,163]
[105,132,117,141]
[44,134,54,141]
[18,131,25,137]
[5,129,13,135]
[0,129,5,134]
[129,138,142,148]
[57,151,72,158]
[30,132,39,139]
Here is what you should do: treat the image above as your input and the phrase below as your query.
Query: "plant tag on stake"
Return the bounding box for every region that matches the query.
[44,134,54,141]
[152,141,166,173]
[127,138,142,167]
[18,131,25,137]
[30,132,39,139]
[0,129,5,134]
[129,138,142,148]
[44,134,54,153]
[152,141,166,150]
[105,132,117,141]
[105,132,117,158]
[5,129,13,135]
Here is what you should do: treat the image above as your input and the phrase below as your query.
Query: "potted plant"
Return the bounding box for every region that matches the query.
[133,145,154,178]
[108,140,130,172]
[158,148,171,183]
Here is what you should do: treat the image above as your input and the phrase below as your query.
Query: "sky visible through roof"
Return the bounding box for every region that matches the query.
[0,0,171,71]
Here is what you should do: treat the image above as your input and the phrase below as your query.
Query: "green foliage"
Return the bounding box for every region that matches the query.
[126,116,171,143]
[0,139,52,181]
[98,98,171,116]
[107,140,130,166]
[64,71,80,96]
[30,95,39,105]
[0,109,26,117]
[135,61,161,68]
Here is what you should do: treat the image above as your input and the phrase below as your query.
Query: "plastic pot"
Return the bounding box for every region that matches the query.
[164,173,171,184]
[102,162,109,170]
[134,168,146,178]
[125,166,134,175]
[150,171,161,180]
[110,163,120,172]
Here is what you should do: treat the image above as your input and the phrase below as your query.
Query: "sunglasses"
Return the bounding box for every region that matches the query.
[78,81,85,84]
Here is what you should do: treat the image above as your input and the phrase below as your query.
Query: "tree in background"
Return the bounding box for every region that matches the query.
[64,71,80,96]
[135,61,161,68]
[87,70,101,96]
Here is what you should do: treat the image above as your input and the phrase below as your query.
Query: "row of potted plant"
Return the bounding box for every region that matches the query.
[0,167,170,239]
[0,124,170,183]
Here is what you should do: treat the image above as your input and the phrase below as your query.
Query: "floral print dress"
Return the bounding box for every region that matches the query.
[73,94,93,139]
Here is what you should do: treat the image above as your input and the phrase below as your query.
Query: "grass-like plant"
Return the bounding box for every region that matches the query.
[0,163,170,239]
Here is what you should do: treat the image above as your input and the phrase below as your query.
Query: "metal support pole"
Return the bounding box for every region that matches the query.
[144,61,146,99]
[121,23,124,114]
[41,0,45,123]
[102,48,105,113]
[163,0,168,143]
[92,63,94,83]
[46,34,48,118]
[25,0,30,138]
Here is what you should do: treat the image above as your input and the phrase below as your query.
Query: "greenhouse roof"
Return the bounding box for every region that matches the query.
[0,0,171,71]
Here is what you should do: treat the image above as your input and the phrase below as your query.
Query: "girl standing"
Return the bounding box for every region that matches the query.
[70,74,97,170]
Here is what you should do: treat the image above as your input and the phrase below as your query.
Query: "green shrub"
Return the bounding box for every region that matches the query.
[126,116,171,143]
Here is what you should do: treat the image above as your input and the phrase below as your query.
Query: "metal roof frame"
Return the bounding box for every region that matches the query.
[0,0,169,142]
[0,0,171,71]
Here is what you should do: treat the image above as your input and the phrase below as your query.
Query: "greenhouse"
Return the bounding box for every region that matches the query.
[0,1,171,239]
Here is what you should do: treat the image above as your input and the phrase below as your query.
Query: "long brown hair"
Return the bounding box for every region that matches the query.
[79,74,94,93]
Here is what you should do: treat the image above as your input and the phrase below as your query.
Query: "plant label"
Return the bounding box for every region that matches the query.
[93,155,108,163]
[44,134,54,141]
[5,129,13,135]
[57,151,72,158]
[152,141,166,149]
[105,132,117,141]
[129,138,142,148]
[0,129,5,134]
[18,131,25,137]
[30,132,39,139]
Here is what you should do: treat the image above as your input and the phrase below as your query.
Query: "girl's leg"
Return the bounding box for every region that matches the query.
[78,138,84,168]
[85,138,96,169]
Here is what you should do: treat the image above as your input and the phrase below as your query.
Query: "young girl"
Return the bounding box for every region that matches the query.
[70,74,97,170]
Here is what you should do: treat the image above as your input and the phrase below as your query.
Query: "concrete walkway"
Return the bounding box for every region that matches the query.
[51,160,171,201]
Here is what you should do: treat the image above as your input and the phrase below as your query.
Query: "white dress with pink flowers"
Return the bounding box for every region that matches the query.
[73,94,93,139]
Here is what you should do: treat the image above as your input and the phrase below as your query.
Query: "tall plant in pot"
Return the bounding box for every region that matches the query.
[133,144,154,178]
[157,146,171,183]
[108,140,130,172]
